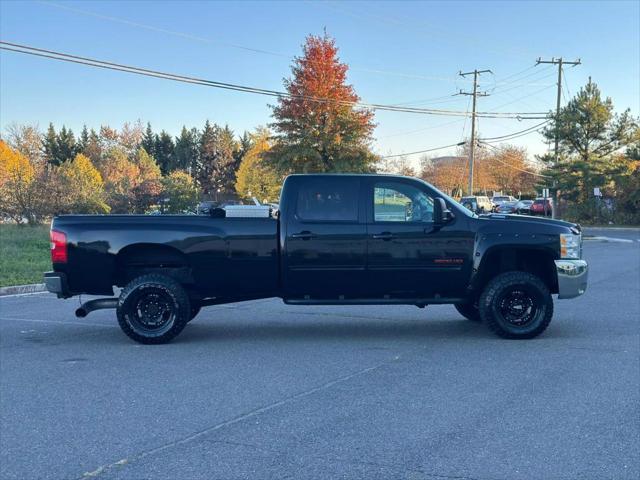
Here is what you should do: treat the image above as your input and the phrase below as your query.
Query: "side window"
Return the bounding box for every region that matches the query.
[295,178,359,222]
[373,182,434,223]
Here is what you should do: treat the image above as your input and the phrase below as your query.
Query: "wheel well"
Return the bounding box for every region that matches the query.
[475,248,558,295]
[115,244,194,287]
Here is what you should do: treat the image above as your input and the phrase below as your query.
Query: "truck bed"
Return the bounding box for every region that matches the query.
[51,215,279,298]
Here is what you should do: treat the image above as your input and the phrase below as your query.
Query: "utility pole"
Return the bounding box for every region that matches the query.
[535,57,581,218]
[459,69,491,195]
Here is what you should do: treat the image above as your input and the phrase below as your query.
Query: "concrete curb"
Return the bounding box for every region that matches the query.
[0,283,47,297]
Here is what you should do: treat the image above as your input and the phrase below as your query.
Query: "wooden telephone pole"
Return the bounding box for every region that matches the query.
[459,69,491,195]
[535,57,581,218]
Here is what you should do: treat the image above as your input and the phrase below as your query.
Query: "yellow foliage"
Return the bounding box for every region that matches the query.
[235,129,282,202]
[55,153,109,214]
[0,140,35,188]
[58,153,104,189]
[0,140,39,223]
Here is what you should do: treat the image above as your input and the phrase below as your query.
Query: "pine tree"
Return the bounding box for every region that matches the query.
[211,125,239,196]
[43,123,59,167]
[236,131,253,167]
[141,122,155,158]
[84,129,102,167]
[268,33,377,173]
[56,126,78,164]
[78,125,90,153]
[174,126,200,173]
[154,130,175,174]
[197,120,219,196]
[539,79,637,204]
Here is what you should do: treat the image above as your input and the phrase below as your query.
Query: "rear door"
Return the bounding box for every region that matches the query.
[283,177,367,300]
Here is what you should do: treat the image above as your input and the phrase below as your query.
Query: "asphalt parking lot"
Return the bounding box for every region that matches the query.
[1,234,639,480]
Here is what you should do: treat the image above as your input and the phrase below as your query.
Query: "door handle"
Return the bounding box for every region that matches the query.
[372,232,394,241]
[291,231,315,240]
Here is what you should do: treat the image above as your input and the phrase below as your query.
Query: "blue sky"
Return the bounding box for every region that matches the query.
[1,0,638,164]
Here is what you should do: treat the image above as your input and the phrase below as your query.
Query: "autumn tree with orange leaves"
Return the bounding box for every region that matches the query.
[268,34,377,173]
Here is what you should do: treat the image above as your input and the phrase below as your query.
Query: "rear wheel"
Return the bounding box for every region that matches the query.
[479,271,553,339]
[454,302,482,322]
[116,274,190,344]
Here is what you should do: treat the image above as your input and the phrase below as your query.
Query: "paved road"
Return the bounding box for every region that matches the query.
[583,226,640,242]
[1,239,638,480]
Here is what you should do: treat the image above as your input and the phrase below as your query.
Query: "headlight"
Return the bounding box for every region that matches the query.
[560,233,581,259]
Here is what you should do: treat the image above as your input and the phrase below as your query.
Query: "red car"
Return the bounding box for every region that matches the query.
[530,198,553,216]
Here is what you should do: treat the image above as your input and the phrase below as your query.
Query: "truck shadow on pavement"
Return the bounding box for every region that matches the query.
[175,317,498,344]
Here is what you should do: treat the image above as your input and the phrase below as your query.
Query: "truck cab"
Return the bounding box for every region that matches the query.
[280,175,474,303]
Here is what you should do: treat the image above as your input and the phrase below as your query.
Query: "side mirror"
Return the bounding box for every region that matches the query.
[434,197,454,225]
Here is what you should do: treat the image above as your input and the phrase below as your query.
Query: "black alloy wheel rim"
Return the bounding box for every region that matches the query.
[496,286,539,327]
[128,289,176,335]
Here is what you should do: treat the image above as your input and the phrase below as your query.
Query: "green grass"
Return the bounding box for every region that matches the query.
[0,224,51,287]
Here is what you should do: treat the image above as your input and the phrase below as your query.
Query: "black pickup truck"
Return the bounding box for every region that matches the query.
[44,174,588,344]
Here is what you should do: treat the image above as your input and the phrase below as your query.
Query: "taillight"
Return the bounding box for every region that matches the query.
[50,230,67,263]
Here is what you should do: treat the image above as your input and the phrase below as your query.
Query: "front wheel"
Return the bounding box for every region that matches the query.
[479,271,553,339]
[117,274,191,344]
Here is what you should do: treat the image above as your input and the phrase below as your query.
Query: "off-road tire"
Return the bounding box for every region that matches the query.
[116,274,191,344]
[479,271,553,339]
[455,302,482,322]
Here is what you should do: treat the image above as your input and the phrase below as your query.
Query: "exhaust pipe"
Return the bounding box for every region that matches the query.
[75,298,118,318]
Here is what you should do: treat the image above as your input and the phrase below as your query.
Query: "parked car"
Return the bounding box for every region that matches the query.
[515,200,534,214]
[44,174,587,344]
[531,198,553,216]
[460,195,492,214]
[495,201,519,214]
[491,195,517,211]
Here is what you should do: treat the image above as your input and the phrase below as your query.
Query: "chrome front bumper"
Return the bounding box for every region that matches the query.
[555,260,588,299]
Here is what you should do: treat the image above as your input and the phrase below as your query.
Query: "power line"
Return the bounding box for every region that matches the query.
[392,93,463,107]
[480,119,551,142]
[493,63,538,84]
[377,118,465,139]
[485,84,556,112]
[479,141,551,178]
[488,68,556,96]
[320,1,533,59]
[386,117,549,162]
[381,141,465,158]
[491,64,553,87]
[39,0,468,83]
[0,41,547,118]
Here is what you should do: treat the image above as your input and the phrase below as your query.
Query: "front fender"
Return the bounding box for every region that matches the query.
[470,232,560,292]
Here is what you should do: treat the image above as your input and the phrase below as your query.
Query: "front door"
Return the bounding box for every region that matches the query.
[365,178,470,300]
[283,177,367,300]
